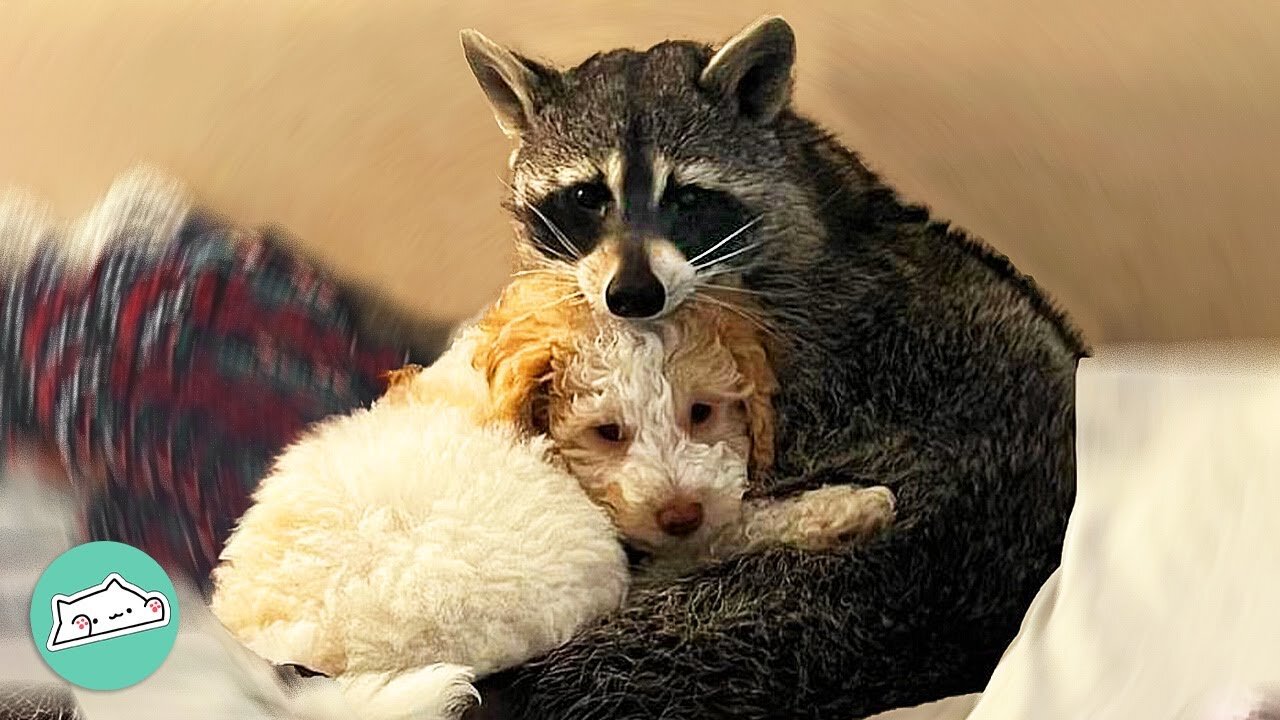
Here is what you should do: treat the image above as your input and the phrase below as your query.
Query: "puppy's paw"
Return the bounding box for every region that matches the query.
[786,484,896,550]
[834,485,896,541]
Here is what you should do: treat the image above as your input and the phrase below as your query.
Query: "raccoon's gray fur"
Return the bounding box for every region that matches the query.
[460,16,1088,720]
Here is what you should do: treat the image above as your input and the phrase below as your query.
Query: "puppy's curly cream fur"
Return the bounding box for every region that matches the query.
[211,326,629,720]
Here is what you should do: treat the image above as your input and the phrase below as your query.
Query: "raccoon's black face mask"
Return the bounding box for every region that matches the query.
[461,17,799,321]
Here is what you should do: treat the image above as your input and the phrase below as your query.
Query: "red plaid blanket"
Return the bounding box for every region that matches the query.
[2,210,414,594]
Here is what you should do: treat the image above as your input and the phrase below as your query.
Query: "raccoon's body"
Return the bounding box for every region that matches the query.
[460,17,1087,720]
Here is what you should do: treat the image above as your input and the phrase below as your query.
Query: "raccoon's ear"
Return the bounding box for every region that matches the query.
[700,16,796,123]
[460,29,550,139]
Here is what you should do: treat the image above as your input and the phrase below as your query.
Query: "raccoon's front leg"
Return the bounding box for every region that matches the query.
[709,484,897,557]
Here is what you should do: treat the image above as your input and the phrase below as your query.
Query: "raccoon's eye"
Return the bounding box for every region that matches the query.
[572,182,612,213]
[662,183,707,210]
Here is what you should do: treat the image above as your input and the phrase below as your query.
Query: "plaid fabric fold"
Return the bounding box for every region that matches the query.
[1,211,410,594]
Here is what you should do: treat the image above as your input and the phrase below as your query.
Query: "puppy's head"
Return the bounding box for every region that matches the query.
[546,297,777,554]
[473,274,778,555]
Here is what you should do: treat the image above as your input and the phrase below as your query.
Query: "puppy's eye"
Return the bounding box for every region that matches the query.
[690,403,714,425]
[594,424,625,443]
[572,182,612,213]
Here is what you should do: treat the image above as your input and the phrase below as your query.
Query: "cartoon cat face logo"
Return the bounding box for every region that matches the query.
[46,573,171,652]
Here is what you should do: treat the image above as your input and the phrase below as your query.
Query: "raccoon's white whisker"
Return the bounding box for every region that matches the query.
[696,283,767,297]
[520,253,575,272]
[692,242,764,272]
[690,292,778,340]
[494,291,587,343]
[500,176,581,261]
[512,267,577,280]
[686,215,763,266]
[695,267,738,281]
[524,202,582,262]
[520,243,575,266]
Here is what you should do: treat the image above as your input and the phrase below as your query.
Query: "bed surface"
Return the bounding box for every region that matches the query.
[3,341,1279,719]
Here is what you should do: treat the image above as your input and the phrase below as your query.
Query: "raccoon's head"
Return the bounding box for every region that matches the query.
[461,17,816,320]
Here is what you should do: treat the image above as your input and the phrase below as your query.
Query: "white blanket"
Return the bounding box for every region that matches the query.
[872,342,1280,720]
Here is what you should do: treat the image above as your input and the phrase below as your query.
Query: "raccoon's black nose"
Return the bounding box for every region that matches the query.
[605,266,666,318]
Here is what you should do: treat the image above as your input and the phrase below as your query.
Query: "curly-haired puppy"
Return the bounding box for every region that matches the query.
[394,272,897,566]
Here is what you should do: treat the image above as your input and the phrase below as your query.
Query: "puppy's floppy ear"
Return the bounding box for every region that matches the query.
[527,379,554,435]
[700,16,796,123]
[460,29,556,139]
[712,305,780,472]
[738,349,778,473]
[480,335,556,430]
[472,271,588,431]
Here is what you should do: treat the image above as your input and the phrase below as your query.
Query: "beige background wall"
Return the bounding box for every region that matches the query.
[1,0,1277,343]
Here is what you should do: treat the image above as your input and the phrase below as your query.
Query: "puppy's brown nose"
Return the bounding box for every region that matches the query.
[656,501,704,537]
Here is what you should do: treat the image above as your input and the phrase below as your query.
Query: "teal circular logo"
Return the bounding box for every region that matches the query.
[29,541,180,690]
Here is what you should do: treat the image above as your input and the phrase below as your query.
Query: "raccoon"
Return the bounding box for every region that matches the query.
[459,16,1088,720]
